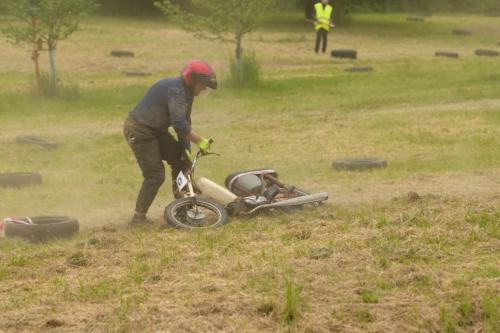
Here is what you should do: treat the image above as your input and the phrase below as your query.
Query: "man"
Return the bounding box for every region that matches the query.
[123,59,217,226]
[313,0,334,54]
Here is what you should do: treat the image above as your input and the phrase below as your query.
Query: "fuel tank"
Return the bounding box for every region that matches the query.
[198,177,238,206]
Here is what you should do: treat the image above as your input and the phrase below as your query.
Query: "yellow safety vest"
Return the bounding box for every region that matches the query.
[314,3,333,31]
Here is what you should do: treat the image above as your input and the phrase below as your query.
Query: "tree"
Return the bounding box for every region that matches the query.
[2,0,96,93]
[96,0,191,16]
[332,0,353,24]
[155,0,276,87]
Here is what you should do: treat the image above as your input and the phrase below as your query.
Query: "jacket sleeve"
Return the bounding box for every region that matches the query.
[167,88,192,139]
[178,137,191,150]
[179,110,192,150]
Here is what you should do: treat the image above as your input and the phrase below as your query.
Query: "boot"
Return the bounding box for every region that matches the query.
[128,212,155,227]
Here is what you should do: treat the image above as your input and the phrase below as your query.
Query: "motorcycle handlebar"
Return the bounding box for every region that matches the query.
[195,138,218,159]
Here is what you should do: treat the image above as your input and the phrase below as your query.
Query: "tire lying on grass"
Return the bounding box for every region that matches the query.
[332,158,388,171]
[453,29,472,36]
[124,71,152,77]
[0,172,42,188]
[435,51,459,58]
[331,49,357,59]
[407,16,425,22]
[345,66,373,73]
[3,216,79,243]
[475,49,499,57]
[110,50,135,58]
[16,134,58,150]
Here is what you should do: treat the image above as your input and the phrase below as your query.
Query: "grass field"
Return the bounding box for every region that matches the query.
[0,12,499,332]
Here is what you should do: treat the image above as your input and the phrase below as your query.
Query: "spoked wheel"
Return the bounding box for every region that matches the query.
[164,197,228,229]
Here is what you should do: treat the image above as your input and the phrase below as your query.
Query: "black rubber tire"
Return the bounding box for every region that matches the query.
[345,66,373,73]
[4,216,79,243]
[0,172,42,188]
[16,135,58,150]
[110,50,135,58]
[435,51,459,58]
[407,16,425,22]
[124,71,152,77]
[164,197,228,229]
[475,49,499,57]
[331,49,357,59]
[332,157,388,171]
[453,29,472,36]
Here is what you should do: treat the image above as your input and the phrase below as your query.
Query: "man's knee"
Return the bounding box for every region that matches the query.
[142,161,165,187]
[142,166,166,188]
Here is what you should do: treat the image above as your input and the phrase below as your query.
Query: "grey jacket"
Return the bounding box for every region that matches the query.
[129,77,193,148]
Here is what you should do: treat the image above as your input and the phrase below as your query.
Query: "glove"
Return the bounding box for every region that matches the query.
[196,137,211,154]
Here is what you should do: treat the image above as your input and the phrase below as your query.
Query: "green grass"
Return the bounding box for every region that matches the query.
[0,11,499,333]
[281,279,303,327]
[359,289,379,304]
[483,291,500,333]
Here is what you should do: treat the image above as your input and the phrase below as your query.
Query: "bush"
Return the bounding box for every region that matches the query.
[31,73,80,100]
[229,52,260,88]
[33,73,57,98]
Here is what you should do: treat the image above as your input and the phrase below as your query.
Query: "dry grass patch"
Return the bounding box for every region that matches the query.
[1,195,498,332]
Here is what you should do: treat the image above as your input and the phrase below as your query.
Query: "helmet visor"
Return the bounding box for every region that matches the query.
[193,73,217,90]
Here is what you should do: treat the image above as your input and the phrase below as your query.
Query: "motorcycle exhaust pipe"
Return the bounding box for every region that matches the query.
[245,192,329,215]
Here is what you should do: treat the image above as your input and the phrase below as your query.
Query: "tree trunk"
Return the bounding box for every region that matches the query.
[332,0,351,25]
[235,36,243,86]
[305,0,314,19]
[31,16,41,94]
[48,48,57,93]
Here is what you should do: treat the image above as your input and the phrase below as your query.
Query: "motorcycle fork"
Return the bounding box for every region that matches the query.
[186,174,200,212]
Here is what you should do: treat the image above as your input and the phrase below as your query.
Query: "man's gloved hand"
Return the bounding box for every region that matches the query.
[196,138,211,154]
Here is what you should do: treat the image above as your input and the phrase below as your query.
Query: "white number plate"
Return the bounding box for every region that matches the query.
[176,171,188,191]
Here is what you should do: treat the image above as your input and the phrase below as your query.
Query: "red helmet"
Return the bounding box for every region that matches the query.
[181,59,217,90]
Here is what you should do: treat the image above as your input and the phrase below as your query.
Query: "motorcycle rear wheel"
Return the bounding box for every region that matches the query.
[164,197,228,229]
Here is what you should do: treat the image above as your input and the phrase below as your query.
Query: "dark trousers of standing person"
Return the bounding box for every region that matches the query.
[123,117,187,216]
[315,28,328,53]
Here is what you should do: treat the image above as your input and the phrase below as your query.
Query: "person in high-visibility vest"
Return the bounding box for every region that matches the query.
[313,0,334,53]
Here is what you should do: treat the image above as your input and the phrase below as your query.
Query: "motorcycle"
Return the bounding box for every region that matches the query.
[164,141,329,229]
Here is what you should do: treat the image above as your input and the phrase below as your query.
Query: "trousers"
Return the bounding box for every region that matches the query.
[315,28,328,53]
[123,117,187,215]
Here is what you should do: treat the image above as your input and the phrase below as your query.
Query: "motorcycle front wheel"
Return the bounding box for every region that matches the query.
[164,197,228,229]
